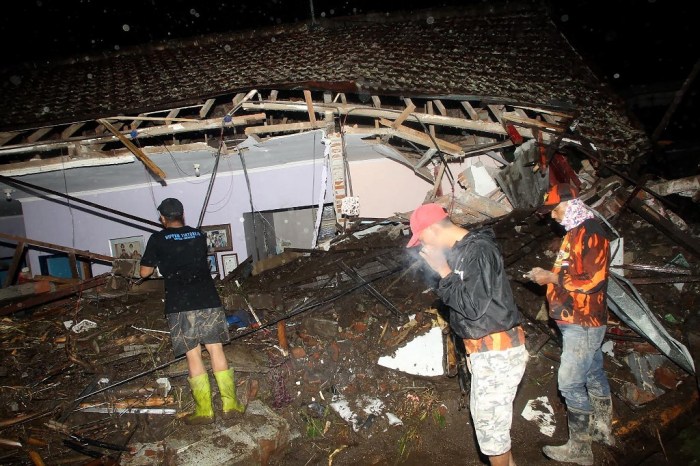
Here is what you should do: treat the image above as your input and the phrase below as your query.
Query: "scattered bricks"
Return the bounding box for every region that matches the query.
[290,347,306,359]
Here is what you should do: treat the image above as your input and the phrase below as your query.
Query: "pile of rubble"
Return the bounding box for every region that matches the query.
[0,145,699,465]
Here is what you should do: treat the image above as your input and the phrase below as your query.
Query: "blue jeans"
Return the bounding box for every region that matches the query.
[556,323,611,414]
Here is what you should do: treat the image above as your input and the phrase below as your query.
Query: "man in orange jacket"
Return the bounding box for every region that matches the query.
[528,184,613,465]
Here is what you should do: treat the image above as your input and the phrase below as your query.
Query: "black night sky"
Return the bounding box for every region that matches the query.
[1,0,698,146]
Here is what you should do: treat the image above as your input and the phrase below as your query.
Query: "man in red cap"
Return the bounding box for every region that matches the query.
[527,184,613,465]
[408,203,527,466]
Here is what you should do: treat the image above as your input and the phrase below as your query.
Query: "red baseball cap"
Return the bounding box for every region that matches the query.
[537,183,578,213]
[406,203,448,248]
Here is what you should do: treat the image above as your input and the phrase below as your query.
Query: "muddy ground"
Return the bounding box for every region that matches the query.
[0,208,698,465]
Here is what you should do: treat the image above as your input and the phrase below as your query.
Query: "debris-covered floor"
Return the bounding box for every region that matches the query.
[1,203,698,465]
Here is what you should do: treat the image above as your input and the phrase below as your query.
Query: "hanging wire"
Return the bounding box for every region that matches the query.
[197,124,226,228]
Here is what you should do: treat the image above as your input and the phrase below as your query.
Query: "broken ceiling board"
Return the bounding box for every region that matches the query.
[242,101,507,135]
[243,121,323,135]
[371,95,382,108]
[0,154,135,176]
[98,118,167,181]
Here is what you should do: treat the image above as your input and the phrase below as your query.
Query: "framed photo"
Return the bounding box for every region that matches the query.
[207,254,218,274]
[109,236,145,260]
[201,224,233,253]
[109,236,144,278]
[221,253,239,276]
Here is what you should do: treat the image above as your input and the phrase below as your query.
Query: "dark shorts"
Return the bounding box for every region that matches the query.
[166,307,230,357]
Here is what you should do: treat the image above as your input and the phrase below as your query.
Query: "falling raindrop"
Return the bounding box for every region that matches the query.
[613,73,620,79]
[330,9,335,14]
[321,11,326,17]
[9,75,21,86]
[271,37,276,42]
[561,14,569,22]
[426,16,435,25]
[114,45,120,50]
[87,73,93,79]
[190,8,197,15]
[239,217,245,223]
[224,44,231,52]
[122,24,130,32]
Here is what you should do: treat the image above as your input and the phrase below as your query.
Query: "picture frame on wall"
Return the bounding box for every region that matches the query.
[109,236,144,278]
[207,254,218,274]
[200,224,233,253]
[221,253,239,276]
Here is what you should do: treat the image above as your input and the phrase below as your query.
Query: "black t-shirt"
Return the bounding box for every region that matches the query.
[141,225,222,314]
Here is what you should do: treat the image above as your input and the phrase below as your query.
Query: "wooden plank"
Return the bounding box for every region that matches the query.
[244,121,321,135]
[629,197,700,258]
[323,91,333,104]
[426,101,436,138]
[26,127,53,143]
[0,232,114,263]
[433,100,447,116]
[391,103,417,129]
[104,115,202,123]
[3,241,25,288]
[61,123,85,139]
[0,274,108,316]
[199,99,216,119]
[269,90,278,102]
[460,101,479,120]
[165,108,180,123]
[243,101,506,135]
[0,132,19,146]
[501,112,566,132]
[371,96,381,108]
[68,253,79,279]
[487,104,505,125]
[403,98,414,108]
[378,118,464,155]
[303,90,317,125]
[511,105,574,118]
[98,119,167,181]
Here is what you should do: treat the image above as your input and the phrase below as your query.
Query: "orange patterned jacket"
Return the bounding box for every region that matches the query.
[546,218,610,327]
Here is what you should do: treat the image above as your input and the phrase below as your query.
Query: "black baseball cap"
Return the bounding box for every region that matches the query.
[157,198,184,217]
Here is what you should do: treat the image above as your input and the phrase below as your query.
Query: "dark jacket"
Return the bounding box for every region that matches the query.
[436,228,522,340]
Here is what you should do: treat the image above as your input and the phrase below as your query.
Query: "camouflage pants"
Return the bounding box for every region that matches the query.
[166,307,230,357]
[468,345,528,456]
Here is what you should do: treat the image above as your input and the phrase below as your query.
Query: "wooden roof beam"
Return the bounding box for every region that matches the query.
[244,121,323,136]
[199,99,216,119]
[378,118,464,157]
[98,119,167,182]
[0,113,266,157]
[303,90,318,125]
[26,127,53,144]
[461,101,479,120]
[242,101,507,135]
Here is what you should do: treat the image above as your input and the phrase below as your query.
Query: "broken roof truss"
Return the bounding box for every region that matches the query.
[0,88,579,182]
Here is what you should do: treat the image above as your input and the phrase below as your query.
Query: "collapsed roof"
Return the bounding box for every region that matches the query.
[0,3,649,165]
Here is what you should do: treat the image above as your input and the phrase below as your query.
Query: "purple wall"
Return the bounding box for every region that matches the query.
[0,215,26,259]
[20,160,330,277]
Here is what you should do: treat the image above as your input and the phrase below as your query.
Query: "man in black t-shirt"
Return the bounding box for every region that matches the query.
[140,198,245,425]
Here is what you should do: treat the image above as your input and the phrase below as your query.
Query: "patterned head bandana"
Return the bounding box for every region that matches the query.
[561,198,594,231]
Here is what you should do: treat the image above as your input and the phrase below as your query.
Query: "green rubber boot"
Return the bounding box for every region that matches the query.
[184,373,215,425]
[214,368,246,419]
